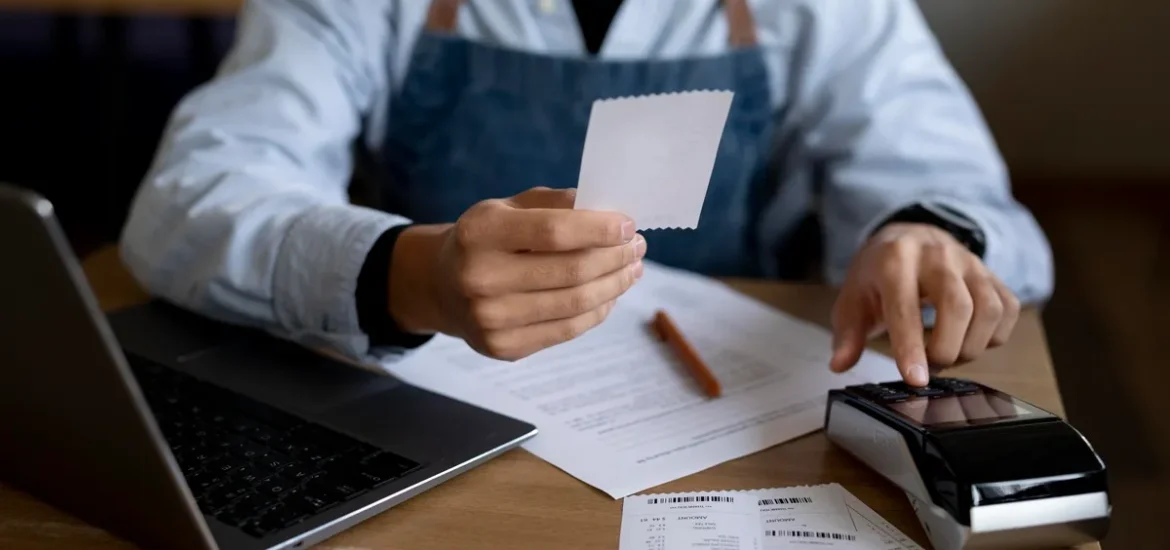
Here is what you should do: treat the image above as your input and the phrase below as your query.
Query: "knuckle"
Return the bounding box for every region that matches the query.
[481,335,521,362]
[469,301,503,330]
[565,287,596,314]
[878,253,905,280]
[535,218,567,248]
[922,254,955,281]
[881,238,917,260]
[941,285,974,317]
[457,265,493,297]
[979,288,1005,317]
[454,221,478,247]
[922,240,950,259]
[1002,291,1021,315]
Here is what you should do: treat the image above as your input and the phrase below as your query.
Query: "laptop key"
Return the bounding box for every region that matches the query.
[242,516,282,538]
[213,505,253,528]
[204,480,251,510]
[257,452,292,472]
[187,470,223,494]
[297,490,337,512]
[205,458,238,476]
[249,425,280,445]
[233,464,271,485]
[284,461,315,483]
[256,475,294,498]
[253,503,304,533]
[230,491,270,517]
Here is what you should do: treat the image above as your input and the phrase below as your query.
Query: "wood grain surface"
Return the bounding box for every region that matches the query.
[0,246,1098,550]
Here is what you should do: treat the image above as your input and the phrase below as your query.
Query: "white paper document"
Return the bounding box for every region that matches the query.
[620,492,761,550]
[382,262,900,498]
[620,484,923,550]
[574,91,734,229]
[756,485,863,548]
[844,493,925,550]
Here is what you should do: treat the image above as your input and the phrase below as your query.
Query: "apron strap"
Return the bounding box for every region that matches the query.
[426,0,758,48]
[724,0,759,48]
[425,0,463,33]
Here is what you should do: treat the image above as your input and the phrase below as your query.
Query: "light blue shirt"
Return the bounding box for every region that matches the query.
[120,0,1054,363]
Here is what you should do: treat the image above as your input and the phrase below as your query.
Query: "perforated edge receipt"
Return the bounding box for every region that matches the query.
[574,90,735,230]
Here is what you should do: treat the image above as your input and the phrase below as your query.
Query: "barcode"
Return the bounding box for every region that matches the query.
[758,496,813,506]
[646,495,735,505]
[765,530,857,541]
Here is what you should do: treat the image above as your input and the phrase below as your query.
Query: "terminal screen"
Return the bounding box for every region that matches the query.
[888,392,1034,427]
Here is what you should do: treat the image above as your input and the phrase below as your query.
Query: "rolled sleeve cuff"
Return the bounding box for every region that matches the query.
[272,203,410,361]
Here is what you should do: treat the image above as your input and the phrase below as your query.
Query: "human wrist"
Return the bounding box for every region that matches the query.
[871,202,986,258]
[388,223,450,335]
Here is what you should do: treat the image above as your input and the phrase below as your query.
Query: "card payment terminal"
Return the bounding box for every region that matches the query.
[825,378,1109,549]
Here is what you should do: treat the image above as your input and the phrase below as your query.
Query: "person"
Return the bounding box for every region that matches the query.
[120,0,1053,387]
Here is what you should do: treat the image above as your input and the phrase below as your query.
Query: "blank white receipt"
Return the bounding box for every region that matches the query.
[574,91,734,230]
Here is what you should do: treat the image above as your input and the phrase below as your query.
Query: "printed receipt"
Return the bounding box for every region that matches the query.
[757,485,861,548]
[574,90,734,230]
[620,484,924,550]
[619,492,760,550]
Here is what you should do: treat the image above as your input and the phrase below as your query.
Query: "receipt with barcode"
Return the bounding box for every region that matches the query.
[757,485,862,548]
[619,492,761,550]
[621,484,922,550]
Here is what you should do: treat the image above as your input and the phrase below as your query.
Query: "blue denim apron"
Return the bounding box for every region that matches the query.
[381,0,775,277]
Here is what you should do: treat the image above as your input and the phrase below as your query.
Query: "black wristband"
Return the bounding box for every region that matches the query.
[873,202,987,258]
[356,225,435,349]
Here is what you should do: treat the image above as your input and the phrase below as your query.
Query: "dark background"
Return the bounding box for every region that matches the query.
[0,12,235,253]
[1,5,1167,548]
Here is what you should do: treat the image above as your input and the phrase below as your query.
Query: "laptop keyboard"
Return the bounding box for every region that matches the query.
[129,357,423,538]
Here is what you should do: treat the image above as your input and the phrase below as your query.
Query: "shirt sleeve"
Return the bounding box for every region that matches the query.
[119,0,415,362]
[794,0,1054,305]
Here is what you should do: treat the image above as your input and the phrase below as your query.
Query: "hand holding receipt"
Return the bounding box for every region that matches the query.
[382,90,899,499]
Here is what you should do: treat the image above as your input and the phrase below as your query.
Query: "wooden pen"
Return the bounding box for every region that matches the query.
[651,309,722,398]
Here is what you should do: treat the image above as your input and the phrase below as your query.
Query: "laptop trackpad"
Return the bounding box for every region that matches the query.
[178,342,402,417]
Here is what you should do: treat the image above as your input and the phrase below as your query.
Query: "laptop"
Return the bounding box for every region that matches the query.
[0,184,538,550]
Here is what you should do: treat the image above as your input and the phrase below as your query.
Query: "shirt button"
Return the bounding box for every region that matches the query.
[538,0,557,15]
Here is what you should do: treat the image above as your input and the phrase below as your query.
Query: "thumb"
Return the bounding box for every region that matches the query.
[508,186,577,210]
[829,294,874,373]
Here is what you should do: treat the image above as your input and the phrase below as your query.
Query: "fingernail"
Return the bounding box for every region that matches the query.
[909,364,930,386]
[633,235,647,259]
[621,221,636,242]
[633,260,644,280]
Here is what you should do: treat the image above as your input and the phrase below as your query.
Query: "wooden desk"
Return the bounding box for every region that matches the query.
[0,246,1100,550]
